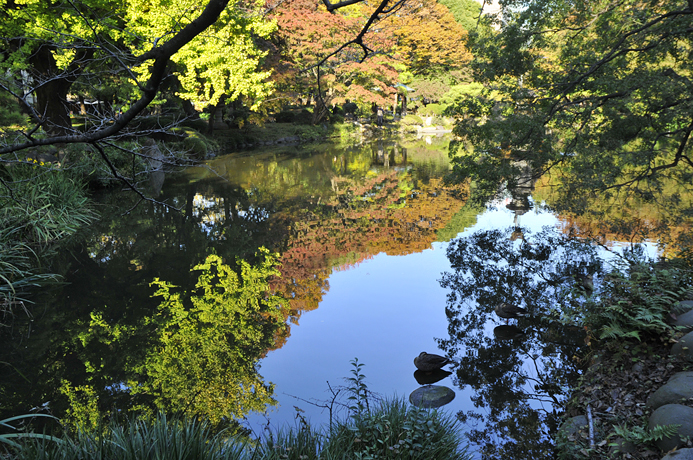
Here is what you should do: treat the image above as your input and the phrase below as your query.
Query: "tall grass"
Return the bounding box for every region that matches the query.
[321,398,469,460]
[0,163,96,312]
[10,413,247,460]
[0,414,63,450]
[10,405,469,460]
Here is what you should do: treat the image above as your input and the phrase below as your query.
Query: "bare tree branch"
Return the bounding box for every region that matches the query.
[90,142,181,212]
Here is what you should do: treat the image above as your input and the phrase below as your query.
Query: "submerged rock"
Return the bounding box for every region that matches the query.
[409,385,455,408]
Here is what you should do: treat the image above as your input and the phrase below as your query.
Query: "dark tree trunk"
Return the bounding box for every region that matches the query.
[29,44,74,135]
[207,104,217,135]
[312,94,331,125]
[182,99,199,119]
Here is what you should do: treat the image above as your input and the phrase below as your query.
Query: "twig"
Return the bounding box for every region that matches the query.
[587,404,595,448]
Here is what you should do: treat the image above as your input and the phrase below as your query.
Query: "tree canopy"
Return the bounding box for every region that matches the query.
[1,0,253,141]
[0,0,407,155]
[447,0,693,213]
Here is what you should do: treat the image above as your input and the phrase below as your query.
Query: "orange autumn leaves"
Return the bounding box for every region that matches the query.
[268,0,472,106]
[389,0,472,74]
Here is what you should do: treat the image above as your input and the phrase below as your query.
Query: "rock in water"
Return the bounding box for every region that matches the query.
[409,385,455,408]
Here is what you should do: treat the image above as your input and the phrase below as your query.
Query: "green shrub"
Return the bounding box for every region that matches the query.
[400,114,424,126]
[343,102,358,114]
[177,129,219,157]
[418,103,445,117]
[294,109,313,125]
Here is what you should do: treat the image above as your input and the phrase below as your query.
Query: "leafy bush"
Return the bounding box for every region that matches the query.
[400,114,424,126]
[294,109,314,125]
[0,91,28,128]
[343,102,358,114]
[418,103,445,117]
[274,110,296,123]
[179,129,219,157]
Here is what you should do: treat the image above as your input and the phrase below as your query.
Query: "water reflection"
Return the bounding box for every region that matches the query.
[414,369,452,386]
[439,226,595,459]
[0,137,468,432]
[493,325,526,341]
[3,134,671,458]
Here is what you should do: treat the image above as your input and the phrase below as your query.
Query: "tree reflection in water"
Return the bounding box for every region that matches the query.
[439,226,602,459]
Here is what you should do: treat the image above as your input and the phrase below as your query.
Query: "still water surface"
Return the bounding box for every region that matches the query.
[0,135,654,459]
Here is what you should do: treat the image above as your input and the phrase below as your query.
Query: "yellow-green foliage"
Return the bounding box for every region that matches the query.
[126,0,276,110]
[59,381,101,432]
[401,114,424,126]
[132,250,287,424]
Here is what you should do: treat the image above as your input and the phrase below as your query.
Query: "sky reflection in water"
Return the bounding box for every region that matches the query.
[245,202,588,452]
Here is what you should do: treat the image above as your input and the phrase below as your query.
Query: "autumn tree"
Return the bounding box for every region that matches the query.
[376,0,475,109]
[388,0,472,76]
[269,0,475,119]
[269,0,399,119]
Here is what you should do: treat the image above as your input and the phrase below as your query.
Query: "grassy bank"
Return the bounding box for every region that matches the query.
[3,404,470,460]
[0,162,97,314]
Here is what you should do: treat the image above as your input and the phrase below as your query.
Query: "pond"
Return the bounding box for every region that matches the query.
[0,135,660,459]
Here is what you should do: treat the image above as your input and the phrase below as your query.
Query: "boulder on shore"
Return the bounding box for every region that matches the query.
[648,404,693,452]
[646,371,693,410]
[671,331,693,362]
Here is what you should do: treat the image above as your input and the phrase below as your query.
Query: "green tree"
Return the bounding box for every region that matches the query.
[448,0,693,212]
[0,0,274,137]
[0,0,397,152]
[437,0,486,32]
